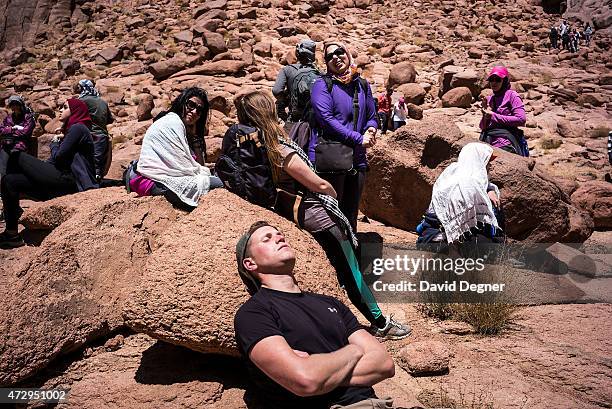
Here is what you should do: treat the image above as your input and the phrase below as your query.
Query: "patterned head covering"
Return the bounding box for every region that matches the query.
[78,79,100,98]
[324,41,359,85]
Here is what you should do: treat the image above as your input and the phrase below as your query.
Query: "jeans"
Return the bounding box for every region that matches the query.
[393,120,406,131]
[377,112,389,134]
[150,176,223,211]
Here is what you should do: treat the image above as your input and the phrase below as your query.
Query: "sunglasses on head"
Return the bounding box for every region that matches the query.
[488,76,503,83]
[325,48,346,62]
[186,99,205,114]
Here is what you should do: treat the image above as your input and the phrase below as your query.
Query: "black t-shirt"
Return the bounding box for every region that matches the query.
[234,287,375,409]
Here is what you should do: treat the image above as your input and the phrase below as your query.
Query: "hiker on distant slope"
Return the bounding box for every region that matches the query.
[392,97,408,131]
[416,143,505,247]
[0,96,35,184]
[234,221,399,409]
[0,99,98,248]
[377,88,392,134]
[309,41,378,231]
[125,87,222,210]
[272,39,318,133]
[549,25,558,50]
[217,91,411,340]
[479,66,528,156]
[584,23,593,46]
[77,79,114,182]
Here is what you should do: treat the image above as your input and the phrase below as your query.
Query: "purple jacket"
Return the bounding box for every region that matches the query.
[479,89,526,131]
[0,112,35,152]
[309,75,378,170]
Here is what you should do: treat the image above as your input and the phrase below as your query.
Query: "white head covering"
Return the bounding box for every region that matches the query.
[430,143,499,243]
[137,112,211,207]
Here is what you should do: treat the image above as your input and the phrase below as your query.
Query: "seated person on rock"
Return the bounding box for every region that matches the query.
[125,87,223,210]
[77,79,114,181]
[1,99,98,248]
[416,142,505,249]
[234,221,398,409]
[219,91,410,340]
[479,66,528,156]
[1,95,36,182]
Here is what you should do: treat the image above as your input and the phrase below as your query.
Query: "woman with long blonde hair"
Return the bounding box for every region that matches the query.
[220,90,411,340]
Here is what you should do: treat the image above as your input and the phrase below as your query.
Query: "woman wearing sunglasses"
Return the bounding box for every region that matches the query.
[128,87,223,210]
[1,98,98,248]
[309,41,378,231]
[479,66,527,156]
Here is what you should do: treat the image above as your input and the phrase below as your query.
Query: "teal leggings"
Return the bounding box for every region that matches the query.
[313,226,386,328]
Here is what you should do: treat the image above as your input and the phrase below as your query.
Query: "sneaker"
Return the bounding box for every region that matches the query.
[0,230,25,249]
[370,315,412,340]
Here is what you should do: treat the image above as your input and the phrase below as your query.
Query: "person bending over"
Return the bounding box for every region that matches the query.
[0,99,98,248]
[416,142,505,250]
[234,221,399,409]
[126,87,222,210]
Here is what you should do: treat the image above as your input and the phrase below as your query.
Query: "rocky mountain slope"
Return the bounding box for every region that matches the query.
[0,0,611,407]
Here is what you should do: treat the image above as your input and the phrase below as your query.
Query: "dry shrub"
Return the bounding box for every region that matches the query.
[418,384,497,409]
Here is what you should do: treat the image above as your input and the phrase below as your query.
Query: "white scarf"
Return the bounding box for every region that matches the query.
[430,143,499,243]
[138,112,211,207]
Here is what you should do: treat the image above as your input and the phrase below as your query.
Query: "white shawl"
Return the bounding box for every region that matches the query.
[430,143,499,243]
[138,112,211,207]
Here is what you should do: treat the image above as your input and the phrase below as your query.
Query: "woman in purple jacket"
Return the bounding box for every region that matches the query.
[479,66,527,155]
[310,41,378,231]
[0,96,35,180]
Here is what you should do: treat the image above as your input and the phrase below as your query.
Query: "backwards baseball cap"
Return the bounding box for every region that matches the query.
[296,39,316,61]
[236,221,273,295]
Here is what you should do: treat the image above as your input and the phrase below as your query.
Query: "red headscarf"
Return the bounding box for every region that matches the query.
[62,98,92,134]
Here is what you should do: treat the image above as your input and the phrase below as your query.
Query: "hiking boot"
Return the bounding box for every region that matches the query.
[370,315,412,340]
[0,230,25,249]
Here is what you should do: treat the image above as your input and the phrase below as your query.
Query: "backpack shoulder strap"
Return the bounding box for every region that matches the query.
[323,75,333,94]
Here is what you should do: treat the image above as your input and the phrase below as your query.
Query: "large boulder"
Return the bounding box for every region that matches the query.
[0,188,182,386]
[1,188,345,385]
[388,61,417,88]
[361,115,594,243]
[123,189,344,356]
[571,181,612,229]
[441,87,473,108]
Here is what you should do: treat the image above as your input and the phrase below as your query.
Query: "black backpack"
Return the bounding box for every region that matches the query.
[289,75,370,155]
[289,64,321,122]
[215,124,277,208]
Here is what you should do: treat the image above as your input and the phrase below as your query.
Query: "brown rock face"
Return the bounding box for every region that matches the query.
[123,189,345,356]
[441,87,473,108]
[571,181,612,229]
[361,115,594,243]
[0,0,74,50]
[0,188,182,386]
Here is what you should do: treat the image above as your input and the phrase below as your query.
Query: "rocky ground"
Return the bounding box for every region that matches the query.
[1,0,611,408]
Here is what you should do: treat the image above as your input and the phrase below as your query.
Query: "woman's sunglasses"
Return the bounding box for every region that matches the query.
[325,48,346,62]
[488,76,503,83]
[186,99,205,114]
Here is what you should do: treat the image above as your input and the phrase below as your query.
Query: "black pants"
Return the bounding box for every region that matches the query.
[1,152,77,230]
[321,169,366,232]
[92,134,109,179]
[378,112,389,134]
[312,226,386,328]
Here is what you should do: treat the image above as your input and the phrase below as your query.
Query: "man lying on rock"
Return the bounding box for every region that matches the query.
[234,221,398,409]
